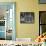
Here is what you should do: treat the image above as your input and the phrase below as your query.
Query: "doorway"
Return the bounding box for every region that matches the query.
[0,2,16,40]
[39,11,46,35]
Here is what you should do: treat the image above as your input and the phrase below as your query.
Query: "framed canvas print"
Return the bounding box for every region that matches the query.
[39,0,46,4]
[20,12,34,24]
[0,2,16,40]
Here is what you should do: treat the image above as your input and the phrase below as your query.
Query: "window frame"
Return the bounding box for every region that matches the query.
[39,11,46,35]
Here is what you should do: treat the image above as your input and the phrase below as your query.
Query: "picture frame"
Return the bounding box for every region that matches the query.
[39,0,46,4]
[20,12,34,24]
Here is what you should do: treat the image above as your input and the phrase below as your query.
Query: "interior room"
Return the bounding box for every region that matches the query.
[0,0,46,46]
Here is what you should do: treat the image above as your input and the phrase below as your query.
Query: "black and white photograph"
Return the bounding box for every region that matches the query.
[20,12,34,24]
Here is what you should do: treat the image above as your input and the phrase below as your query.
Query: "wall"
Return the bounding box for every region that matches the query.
[16,0,39,39]
[0,0,45,40]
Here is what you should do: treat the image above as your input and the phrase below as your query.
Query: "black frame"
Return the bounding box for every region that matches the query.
[39,0,46,4]
[39,12,40,36]
[20,12,34,24]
